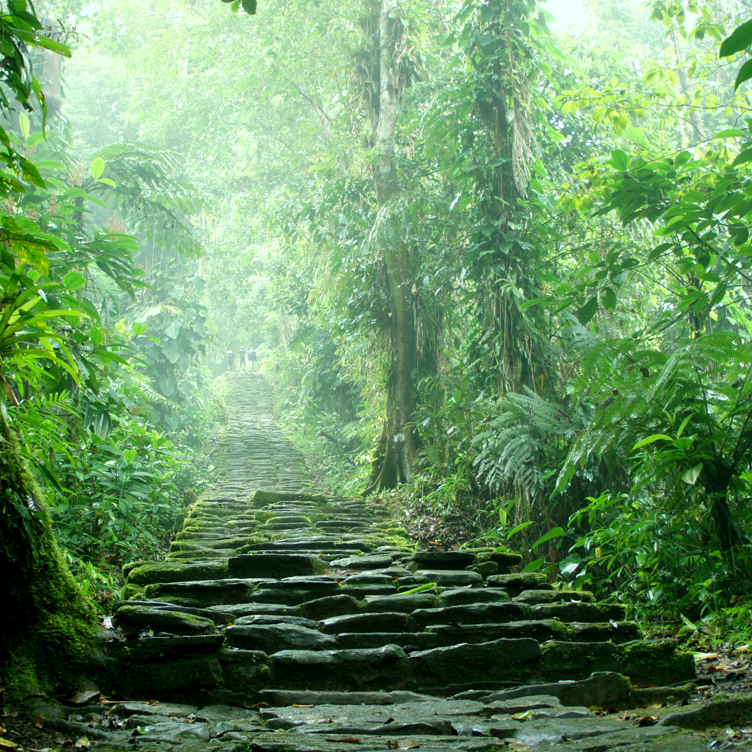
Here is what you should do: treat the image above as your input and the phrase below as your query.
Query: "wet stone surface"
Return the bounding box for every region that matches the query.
[70,373,749,751]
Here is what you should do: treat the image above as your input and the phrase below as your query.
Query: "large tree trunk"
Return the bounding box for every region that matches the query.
[364,0,422,493]
[0,415,96,698]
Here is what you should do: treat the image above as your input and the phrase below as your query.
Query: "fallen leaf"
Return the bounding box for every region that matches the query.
[637,716,658,727]
[33,716,44,729]
[63,691,100,707]
[292,704,314,708]
[0,737,17,749]
[74,737,91,748]
[694,652,719,661]
[512,711,532,721]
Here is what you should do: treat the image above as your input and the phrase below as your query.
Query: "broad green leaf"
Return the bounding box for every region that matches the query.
[600,287,617,313]
[123,449,137,465]
[507,520,534,538]
[63,271,86,291]
[18,112,30,139]
[520,297,546,310]
[90,157,106,180]
[720,20,752,57]
[735,58,752,90]
[714,128,746,138]
[531,527,564,550]
[633,434,674,450]
[521,558,545,573]
[577,296,598,325]
[90,326,104,347]
[681,463,703,485]
[609,149,629,171]
[241,0,256,13]
[33,35,71,57]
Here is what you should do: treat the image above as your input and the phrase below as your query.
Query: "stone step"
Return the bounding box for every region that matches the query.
[94,372,702,752]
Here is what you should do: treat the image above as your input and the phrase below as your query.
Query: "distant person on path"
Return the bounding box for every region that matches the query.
[246,348,257,371]
[226,350,234,371]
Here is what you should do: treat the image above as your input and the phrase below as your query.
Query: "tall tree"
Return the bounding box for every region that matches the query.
[364,0,423,491]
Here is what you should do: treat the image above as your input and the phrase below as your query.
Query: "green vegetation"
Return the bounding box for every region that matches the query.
[3,0,752,697]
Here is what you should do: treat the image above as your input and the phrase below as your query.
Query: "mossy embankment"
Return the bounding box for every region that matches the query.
[0,415,97,699]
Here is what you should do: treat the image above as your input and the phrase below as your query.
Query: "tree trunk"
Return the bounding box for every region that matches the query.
[0,414,96,698]
[364,0,422,493]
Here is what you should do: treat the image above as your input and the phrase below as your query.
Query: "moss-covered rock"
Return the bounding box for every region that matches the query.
[0,415,97,698]
[126,561,230,586]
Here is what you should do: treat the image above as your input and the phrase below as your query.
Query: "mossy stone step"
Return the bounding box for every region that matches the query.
[415,569,484,587]
[328,554,393,570]
[530,601,628,623]
[227,553,326,578]
[113,605,220,637]
[318,611,409,634]
[409,638,541,691]
[410,551,476,569]
[410,602,531,630]
[104,372,697,728]
[513,588,596,604]
[439,588,510,606]
[334,631,440,650]
[126,561,229,586]
[225,622,337,651]
[107,634,225,661]
[269,644,409,691]
[296,594,361,620]
[363,593,439,612]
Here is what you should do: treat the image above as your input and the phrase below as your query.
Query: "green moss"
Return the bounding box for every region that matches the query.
[126,561,229,586]
[121,583,146,601]
[620,639,696,686]
[0,416,97,698]
[249,490,328,507]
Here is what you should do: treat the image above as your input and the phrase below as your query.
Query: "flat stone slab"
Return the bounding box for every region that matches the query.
[107,634,224,660]
[330,555,394,570]
[269,644,409,690]
[439,588,510,606]
[255,689,437,706]
[126,561,229,586]
[228,553,326,578]
[410,638,541,688]
[259,698,486,732]
[113,605,219,636]
[410,551,476,569]
[514,589,596,604]
[226,623,336,651]
[318,612,409,634]
[363,593,439,612]
[410,602,531,630]
[297,594,361,620]
[531,602,628,623]
[415,569,484,587]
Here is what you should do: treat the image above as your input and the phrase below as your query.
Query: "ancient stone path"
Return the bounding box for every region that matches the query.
[81,373,720,751]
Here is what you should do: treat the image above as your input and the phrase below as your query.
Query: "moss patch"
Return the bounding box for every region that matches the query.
[0,416,97,698]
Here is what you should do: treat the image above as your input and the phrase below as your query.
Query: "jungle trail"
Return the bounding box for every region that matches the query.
[4,372,752,752]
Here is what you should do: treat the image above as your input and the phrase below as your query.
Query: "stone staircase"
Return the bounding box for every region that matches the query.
[87,373,712,752]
